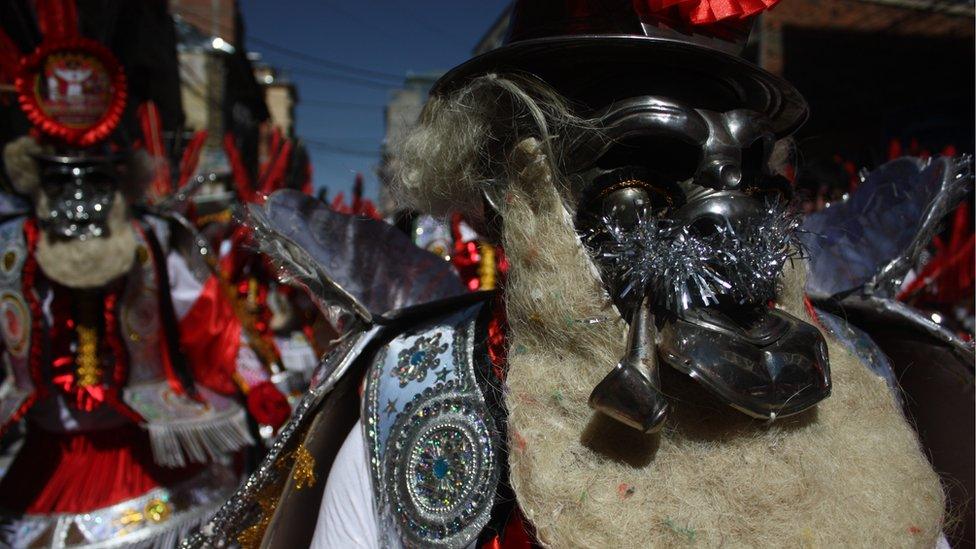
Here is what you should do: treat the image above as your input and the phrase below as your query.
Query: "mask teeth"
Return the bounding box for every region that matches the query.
[583,200,801,312]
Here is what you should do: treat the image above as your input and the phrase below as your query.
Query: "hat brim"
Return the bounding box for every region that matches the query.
[432,35,808,136]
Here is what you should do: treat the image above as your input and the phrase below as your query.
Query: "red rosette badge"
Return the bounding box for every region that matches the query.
[246,381,292,430]
[15,37,127,147]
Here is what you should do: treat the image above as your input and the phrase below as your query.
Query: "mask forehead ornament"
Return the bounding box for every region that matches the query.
[1,21,130,241]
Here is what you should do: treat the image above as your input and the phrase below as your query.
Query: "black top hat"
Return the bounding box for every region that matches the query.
[433,0,807,136]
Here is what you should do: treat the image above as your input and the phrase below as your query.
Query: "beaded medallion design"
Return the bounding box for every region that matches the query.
[387,388,496,545]
[0,219,26,286]
[392,333,448,387]
[364,302,500,548]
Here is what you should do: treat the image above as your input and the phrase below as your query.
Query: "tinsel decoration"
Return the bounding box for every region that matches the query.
[583,201,802,311]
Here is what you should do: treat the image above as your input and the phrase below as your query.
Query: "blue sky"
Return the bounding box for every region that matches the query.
[237,0,510,200]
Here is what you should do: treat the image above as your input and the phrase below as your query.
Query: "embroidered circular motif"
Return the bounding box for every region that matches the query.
[0,242,24,285]
[408,425,475,513]
[385,389,498,547]
[0,291,29,357]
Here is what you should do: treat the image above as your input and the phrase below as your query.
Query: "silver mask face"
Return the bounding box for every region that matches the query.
[573,96,830,431]
[38,158,117,240]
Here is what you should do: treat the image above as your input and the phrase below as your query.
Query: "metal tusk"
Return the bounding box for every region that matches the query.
[588,295,668,433]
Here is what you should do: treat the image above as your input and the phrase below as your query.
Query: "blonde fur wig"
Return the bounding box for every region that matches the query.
[3,136,47,195]
[393,77,944,547]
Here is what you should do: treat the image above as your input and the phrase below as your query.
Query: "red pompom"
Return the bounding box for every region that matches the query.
[246,382,291,429]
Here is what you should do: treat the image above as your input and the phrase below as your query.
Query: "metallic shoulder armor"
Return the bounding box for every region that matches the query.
[364,299,502,548]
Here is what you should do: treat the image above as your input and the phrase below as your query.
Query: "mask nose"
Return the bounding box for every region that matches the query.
[697,160,743,191]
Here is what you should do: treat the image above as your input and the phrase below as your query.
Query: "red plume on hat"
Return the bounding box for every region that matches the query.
[434,0,805,136]
[0,0,127,148]
[636,0,780,25]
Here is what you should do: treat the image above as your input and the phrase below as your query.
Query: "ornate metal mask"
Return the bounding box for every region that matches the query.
[574,96,830,432]
[36,155,118,240]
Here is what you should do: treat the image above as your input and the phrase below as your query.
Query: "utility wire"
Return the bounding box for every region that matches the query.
[381,0,471,49]
[282,66,396,91]
[303,138,380,157]
[171,2,404,83]
[300,99,385,111]
[247,35,403,83]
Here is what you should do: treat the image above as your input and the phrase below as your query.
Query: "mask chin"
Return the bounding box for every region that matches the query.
[658,301,831,421]
[34,191,137,289]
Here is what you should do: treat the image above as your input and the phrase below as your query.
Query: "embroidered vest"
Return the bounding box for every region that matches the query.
[363,301,505,548]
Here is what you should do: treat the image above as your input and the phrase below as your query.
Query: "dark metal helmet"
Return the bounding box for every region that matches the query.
[432,0,807,136]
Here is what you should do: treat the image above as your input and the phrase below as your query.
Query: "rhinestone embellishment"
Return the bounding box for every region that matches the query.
[364,304,500,548]
[409,422,475,512]
[393,333,448,387]
[385,387,497,547]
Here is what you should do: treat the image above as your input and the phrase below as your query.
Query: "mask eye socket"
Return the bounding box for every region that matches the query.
[581,167,685,218]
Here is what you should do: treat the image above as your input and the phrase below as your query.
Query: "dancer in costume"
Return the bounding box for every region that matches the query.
[0,2,288,546]
[187,1,963,547]
[219,128,325,396]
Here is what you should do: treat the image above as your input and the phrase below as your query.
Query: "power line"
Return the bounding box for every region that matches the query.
[306,135,380,143]
[300,99,385,111]
[247,35,403,83]
[182,76,375,160]
[282,66,396,91]
[170,3,404,83]
[303,138,380,158]
[383,0,471,49]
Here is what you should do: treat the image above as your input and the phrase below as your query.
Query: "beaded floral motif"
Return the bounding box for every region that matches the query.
[392,333,448,387]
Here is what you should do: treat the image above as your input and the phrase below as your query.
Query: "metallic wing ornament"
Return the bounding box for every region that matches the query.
[802,155,973,301]
[801,155,974,359]
[181,190,471,548]
[247,189,468,325]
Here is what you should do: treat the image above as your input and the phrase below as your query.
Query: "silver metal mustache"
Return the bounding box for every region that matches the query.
[582,200,802,312]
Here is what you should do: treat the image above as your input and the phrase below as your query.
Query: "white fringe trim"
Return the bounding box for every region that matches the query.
[146,406,254,468]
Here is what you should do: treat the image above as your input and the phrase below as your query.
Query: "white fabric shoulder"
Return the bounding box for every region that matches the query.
[167,251,204,320]
[310,419,383,549]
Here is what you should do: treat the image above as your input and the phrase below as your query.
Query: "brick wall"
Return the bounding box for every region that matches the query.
[760,0,973,74]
